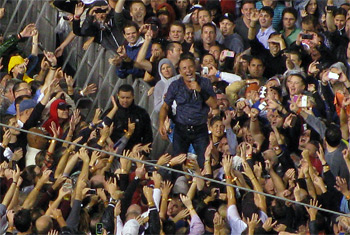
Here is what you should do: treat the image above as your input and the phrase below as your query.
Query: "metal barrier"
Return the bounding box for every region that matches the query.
[1,0,170,159]
[1,121,349,218]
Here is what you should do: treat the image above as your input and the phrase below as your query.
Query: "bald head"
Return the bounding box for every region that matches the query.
[27,127,48,149]
[35,215,53,234]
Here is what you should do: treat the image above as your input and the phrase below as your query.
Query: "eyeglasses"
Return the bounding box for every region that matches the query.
[16,87,31,93]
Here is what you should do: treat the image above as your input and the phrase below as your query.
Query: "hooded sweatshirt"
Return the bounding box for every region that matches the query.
[42,99,68,137]
[153,58,180,113]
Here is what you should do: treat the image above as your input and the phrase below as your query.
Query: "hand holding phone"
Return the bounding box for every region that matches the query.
[223,50,235,58]
[202,66,209,75]
[328,71,339,80]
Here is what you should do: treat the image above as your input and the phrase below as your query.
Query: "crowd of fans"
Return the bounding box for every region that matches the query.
[3,0,350,234]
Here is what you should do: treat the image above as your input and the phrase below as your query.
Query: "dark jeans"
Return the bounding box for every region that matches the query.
[173,122,209,168]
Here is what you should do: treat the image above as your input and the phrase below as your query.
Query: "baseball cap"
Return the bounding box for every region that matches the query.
[57,101,71,110]
[219,13,235,23]
[19,99,36,112]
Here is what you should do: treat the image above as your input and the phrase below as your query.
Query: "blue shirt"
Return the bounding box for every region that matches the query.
[6,89,41,115]
[164,76,215,126]
[257,25,276,49]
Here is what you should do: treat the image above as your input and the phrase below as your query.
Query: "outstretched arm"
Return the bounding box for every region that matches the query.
[134,28,153,72]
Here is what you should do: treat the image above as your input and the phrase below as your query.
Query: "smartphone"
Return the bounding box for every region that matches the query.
[328,71,339,80]
[223,50,235,58]
[316,63,326,71]
[202,66,209,75]
[88,189,97,195]
[148,171,152,177]
[301,34,313,40]
[12,162,17,170]
[258,101,267,110]
[290,115,298,127]
[96,223,103,235]
[301,95,308,108]
[327,6,337,11]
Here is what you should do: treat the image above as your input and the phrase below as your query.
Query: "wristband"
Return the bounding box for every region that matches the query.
[74,15,80,20]
[90,122,96,129]
[296,108,302,115]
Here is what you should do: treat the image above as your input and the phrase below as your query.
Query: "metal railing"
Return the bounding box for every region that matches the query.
[1,121,350,219]
[1,0,169,159]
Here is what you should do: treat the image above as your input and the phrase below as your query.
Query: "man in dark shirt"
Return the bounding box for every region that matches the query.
[103,84,153,150]
[158,54,218,167]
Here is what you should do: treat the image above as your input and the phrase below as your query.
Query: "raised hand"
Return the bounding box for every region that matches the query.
[81,83,97,96]
[152,171,162,188]
[90,151,101,167]
[143,186,154,203]
[12,148,24,162]
[169,154,187,166]
[335,176,350,196]
[107,177,122,200]
[250,9,259,22]
[222,155,233,175]
[127,118,136,137]
[0,8,4,19]
[2,129,11,148]
[180,194,193,210]
[78,147,90,163]
[262,217,277,232]
[49,122,60,139]
[140,143,152,153]
[305,199,321,221]
[213,212,225,231]
[161,180,173,196]
[157,153,171,166]
[20,23,36,38]
[316,143,327,165]
[38,169,52,185]
[43,51,57,67]
[74,2,85,17]
[247,213,261,230]
[172,209,189,223]
[135,164,146,178]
